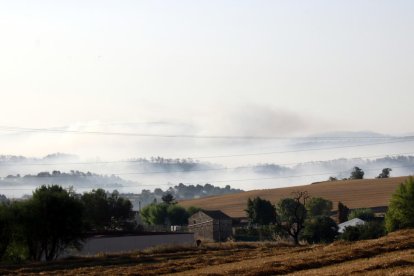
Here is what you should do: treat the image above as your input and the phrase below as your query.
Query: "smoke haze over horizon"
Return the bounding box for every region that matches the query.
[1,1,414,196]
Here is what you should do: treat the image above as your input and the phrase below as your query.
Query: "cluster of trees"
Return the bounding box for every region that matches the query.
[245,193,337,244]
[329,167,392,181]
[244,176,414,244]
[127,157,220,173]
[1,170,132,189]
[140,193,200,226]
[0,186,135,262]
[244,194,386,244]
[127,183,243,209]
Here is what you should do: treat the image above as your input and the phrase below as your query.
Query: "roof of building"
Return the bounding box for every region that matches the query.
[338,218,366,233]
[202,210,232,220]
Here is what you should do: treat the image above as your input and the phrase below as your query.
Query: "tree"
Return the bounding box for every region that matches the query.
[81,189,134,231]
[187,206,202,216]
[245,197,276,225]
[350,167,364,179]
[337,202,350,223]
[81,189,110,231]
[140,203,168,225]
[0,194,8,204]
[348,208,375,221]
[306,197,333,218]
[107,191,135,230]
[275,191,309,245]
[341,221,385,241]
[17,185,85,261]
[167,205,189,225]
[161,193,176,205]
[385,177,414,232]
[0,204,12,260]
[377,168,392,179]
[302,216,338,244]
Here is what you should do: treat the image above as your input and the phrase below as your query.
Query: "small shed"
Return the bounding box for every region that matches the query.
[338,218,366,233]
[188,210,232,242]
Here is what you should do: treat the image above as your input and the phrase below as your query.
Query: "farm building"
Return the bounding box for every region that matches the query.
[338,218,366,233]
[188,210,232,242]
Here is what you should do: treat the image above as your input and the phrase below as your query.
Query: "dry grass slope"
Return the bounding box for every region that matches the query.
[2,230,414,275]
[179,176,409,217]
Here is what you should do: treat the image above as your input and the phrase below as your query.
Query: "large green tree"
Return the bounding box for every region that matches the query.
[107,190,135,230]
[17,185,85,261]
[140,203,168,225]
[245,197,276,225]
[302,216,338,244]
[81,189,134,231]
[167,205,189,225]
[140,203,193,226]
[0,204,12,260]
[81,189,110,231]
[275,191,309,245]
[385,177,414,232]
[305,197,333,218]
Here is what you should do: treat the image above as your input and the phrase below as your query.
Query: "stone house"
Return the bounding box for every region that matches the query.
[188,210,232,242]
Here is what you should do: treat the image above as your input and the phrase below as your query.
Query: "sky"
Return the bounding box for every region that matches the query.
[0,0,414,161]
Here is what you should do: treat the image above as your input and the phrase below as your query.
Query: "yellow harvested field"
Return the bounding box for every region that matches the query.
[3,229,414,275]
[179,176,410,217]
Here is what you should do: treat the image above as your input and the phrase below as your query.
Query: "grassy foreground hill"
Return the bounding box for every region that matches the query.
[179,176,409,217]
[2,229,414,275]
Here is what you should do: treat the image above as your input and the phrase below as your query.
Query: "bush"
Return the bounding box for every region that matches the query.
[234,226,275,241]
[302,216,338,244]
[341,221,385,241]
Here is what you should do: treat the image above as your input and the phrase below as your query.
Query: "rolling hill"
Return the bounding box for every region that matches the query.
[179,176,410,217]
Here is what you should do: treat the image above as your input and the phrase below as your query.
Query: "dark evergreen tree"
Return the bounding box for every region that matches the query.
[245,197,276,225]
[338,201,349,223]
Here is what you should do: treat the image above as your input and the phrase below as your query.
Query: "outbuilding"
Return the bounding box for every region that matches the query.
[188,210,232,242]
[338,218,366,233]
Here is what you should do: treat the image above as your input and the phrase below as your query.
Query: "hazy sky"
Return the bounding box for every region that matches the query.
[1,0,414,159]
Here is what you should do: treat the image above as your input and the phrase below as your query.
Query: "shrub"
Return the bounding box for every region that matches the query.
[302,216,338,244]
[341,221,385,241]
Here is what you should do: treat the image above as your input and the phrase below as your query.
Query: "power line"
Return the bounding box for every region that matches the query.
[0,125,412,140]
[195,139,414,158]
[2,139,414,167]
